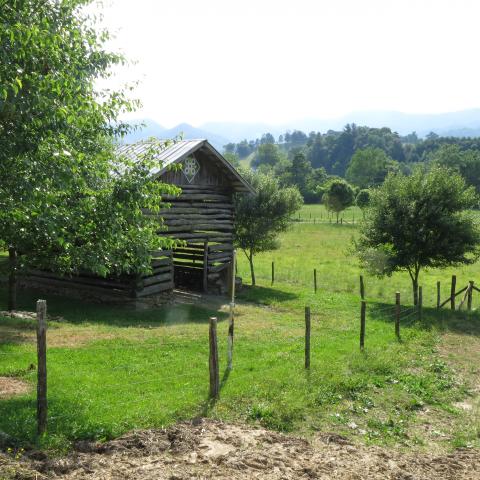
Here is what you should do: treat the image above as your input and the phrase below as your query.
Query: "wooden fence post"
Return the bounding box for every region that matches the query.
[468,281,474,311]
[395,292,400,340]
[360,275,365,300]
[209,317,219,399]
[228,251,236,370]
[437,281,441,309]
[271,261,275,286]
[36,300,47,436]
[360,300,366,351]
[418,286,423,321]
[203,241,209,293]
[314,269,317,293]
[305,307,311,369]
[450,275,456,310]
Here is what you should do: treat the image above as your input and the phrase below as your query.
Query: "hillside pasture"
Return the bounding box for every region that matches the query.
[0,206,479,454]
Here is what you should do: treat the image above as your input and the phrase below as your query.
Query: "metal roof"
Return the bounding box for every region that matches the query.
[116,139,254,193]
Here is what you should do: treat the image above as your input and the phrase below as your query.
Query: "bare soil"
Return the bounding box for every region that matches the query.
[0,376,30,399]
[3,419,475,480]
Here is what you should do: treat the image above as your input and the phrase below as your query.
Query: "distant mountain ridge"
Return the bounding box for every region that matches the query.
[125,109,480,150]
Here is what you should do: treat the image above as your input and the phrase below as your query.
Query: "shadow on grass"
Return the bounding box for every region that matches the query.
[0,284,229,330]
[368,302,480,337]
[237,285,299,305]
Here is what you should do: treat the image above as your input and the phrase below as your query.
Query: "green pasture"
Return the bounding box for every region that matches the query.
[0,206,479,453]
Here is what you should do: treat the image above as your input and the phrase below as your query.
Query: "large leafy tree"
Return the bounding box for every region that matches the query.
[0,0,177,310]
[234,171,303,285]
[346,147,398,188]
[355,166,480,305]
[322,179,355,223]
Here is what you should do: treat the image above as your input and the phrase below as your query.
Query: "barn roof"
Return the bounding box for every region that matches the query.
[116,139,254,193]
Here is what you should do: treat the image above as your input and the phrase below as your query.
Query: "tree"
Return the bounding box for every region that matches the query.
[430,145,480,194]
[322,179,355,223]
[356,189,371,218]
[234,171,303,285]
[0,1,177,310]
[355,166,480,305]
[346,147,397,188]
[251,143,283,168]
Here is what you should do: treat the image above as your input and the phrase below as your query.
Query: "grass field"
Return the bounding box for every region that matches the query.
[0,204,479,453]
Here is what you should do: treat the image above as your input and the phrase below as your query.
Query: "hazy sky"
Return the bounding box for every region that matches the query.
[97,0,480,127]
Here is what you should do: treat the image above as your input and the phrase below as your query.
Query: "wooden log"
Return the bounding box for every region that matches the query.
[209,317,220,399]
[140,272,173,288]
[203,241,208,293]
[271,261,275,286]
[208,251,233,261]
[437,281,441,308]
[208,256,232,265]
[151,257,172,268]
[305,306,311,369]
[25,273,132,292]
[209,263,230,273]
[135,281,173,297]
[36,300,47,435]
[360,275,365,300]
[169,201,234,210]
[208,243,234,252]
[360,300,366,351]
[166,193,231,202]
[468,281,474,311]
[395,292,400,340]
[172,252,204,261]
[166,224,234,233]
[451,275,457,310]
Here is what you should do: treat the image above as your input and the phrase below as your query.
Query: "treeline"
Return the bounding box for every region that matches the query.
[224,124,480,203]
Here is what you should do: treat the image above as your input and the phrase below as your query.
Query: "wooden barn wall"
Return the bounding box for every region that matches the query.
[157,150,235,291]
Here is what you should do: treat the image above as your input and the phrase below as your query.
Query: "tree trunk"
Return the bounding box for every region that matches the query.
[412,278,418,306]
[248,252,256,286]
[8,247,17,312]
[336,212,339,224]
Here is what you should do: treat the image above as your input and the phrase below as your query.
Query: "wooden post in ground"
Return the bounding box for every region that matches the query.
[314,269,317,293]
[395,292,401,340]
[8,247,17,311]
[228,251,236,370]
[437,281,441,309]
[360,300,366,351]
[305,306,311,369]
[271,261,275,286]
[360,275,365,300]
[418,286,423,321]
[36,300,47,435]
[209,317,219,399]
[203,241,209,293]
[468,281,474,311]
[450,275,457,310]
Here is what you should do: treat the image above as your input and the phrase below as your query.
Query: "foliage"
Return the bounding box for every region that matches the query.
[0,0,176,309]
[355,166,480,304]
[356,189,371,215]
[346,147,398,188]
[322,179,355,222]
[234,170,303,285]
[429,144,480,194]
[251,143,285,168]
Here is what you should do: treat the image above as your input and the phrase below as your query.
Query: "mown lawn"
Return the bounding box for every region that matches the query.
[0,206,479,453]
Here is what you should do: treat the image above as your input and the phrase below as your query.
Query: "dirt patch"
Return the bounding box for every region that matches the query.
[0,376,31,398]
[16,419,478,479]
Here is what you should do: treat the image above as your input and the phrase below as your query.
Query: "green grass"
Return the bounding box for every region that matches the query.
[1,209,480,453]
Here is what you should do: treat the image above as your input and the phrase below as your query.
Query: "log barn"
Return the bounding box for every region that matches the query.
[23,139,253,299]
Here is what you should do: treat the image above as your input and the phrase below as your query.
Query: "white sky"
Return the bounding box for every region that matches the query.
[96,0,480,127]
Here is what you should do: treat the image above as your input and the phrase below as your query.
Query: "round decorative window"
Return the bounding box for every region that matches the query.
[183,156,200,183]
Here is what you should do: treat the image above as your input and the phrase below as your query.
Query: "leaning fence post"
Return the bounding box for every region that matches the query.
[314,269,317,293]
[360,275,365,300]
[37,299,47,436]
[228,251,236,370]
[450,275,456,310]
[271,261,275,286]
[418,286,423,321]
[305,306,311,369]
[437,281,441,309]
[360,300,366,351]
[209,317,219,399]
[395,292,400,340]
[468,281,474,311]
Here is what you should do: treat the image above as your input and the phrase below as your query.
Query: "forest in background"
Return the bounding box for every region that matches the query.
[223,124,480,203]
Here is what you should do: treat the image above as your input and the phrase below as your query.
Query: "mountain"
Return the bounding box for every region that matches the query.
[123,120,229,151]
[198,109,480,142]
